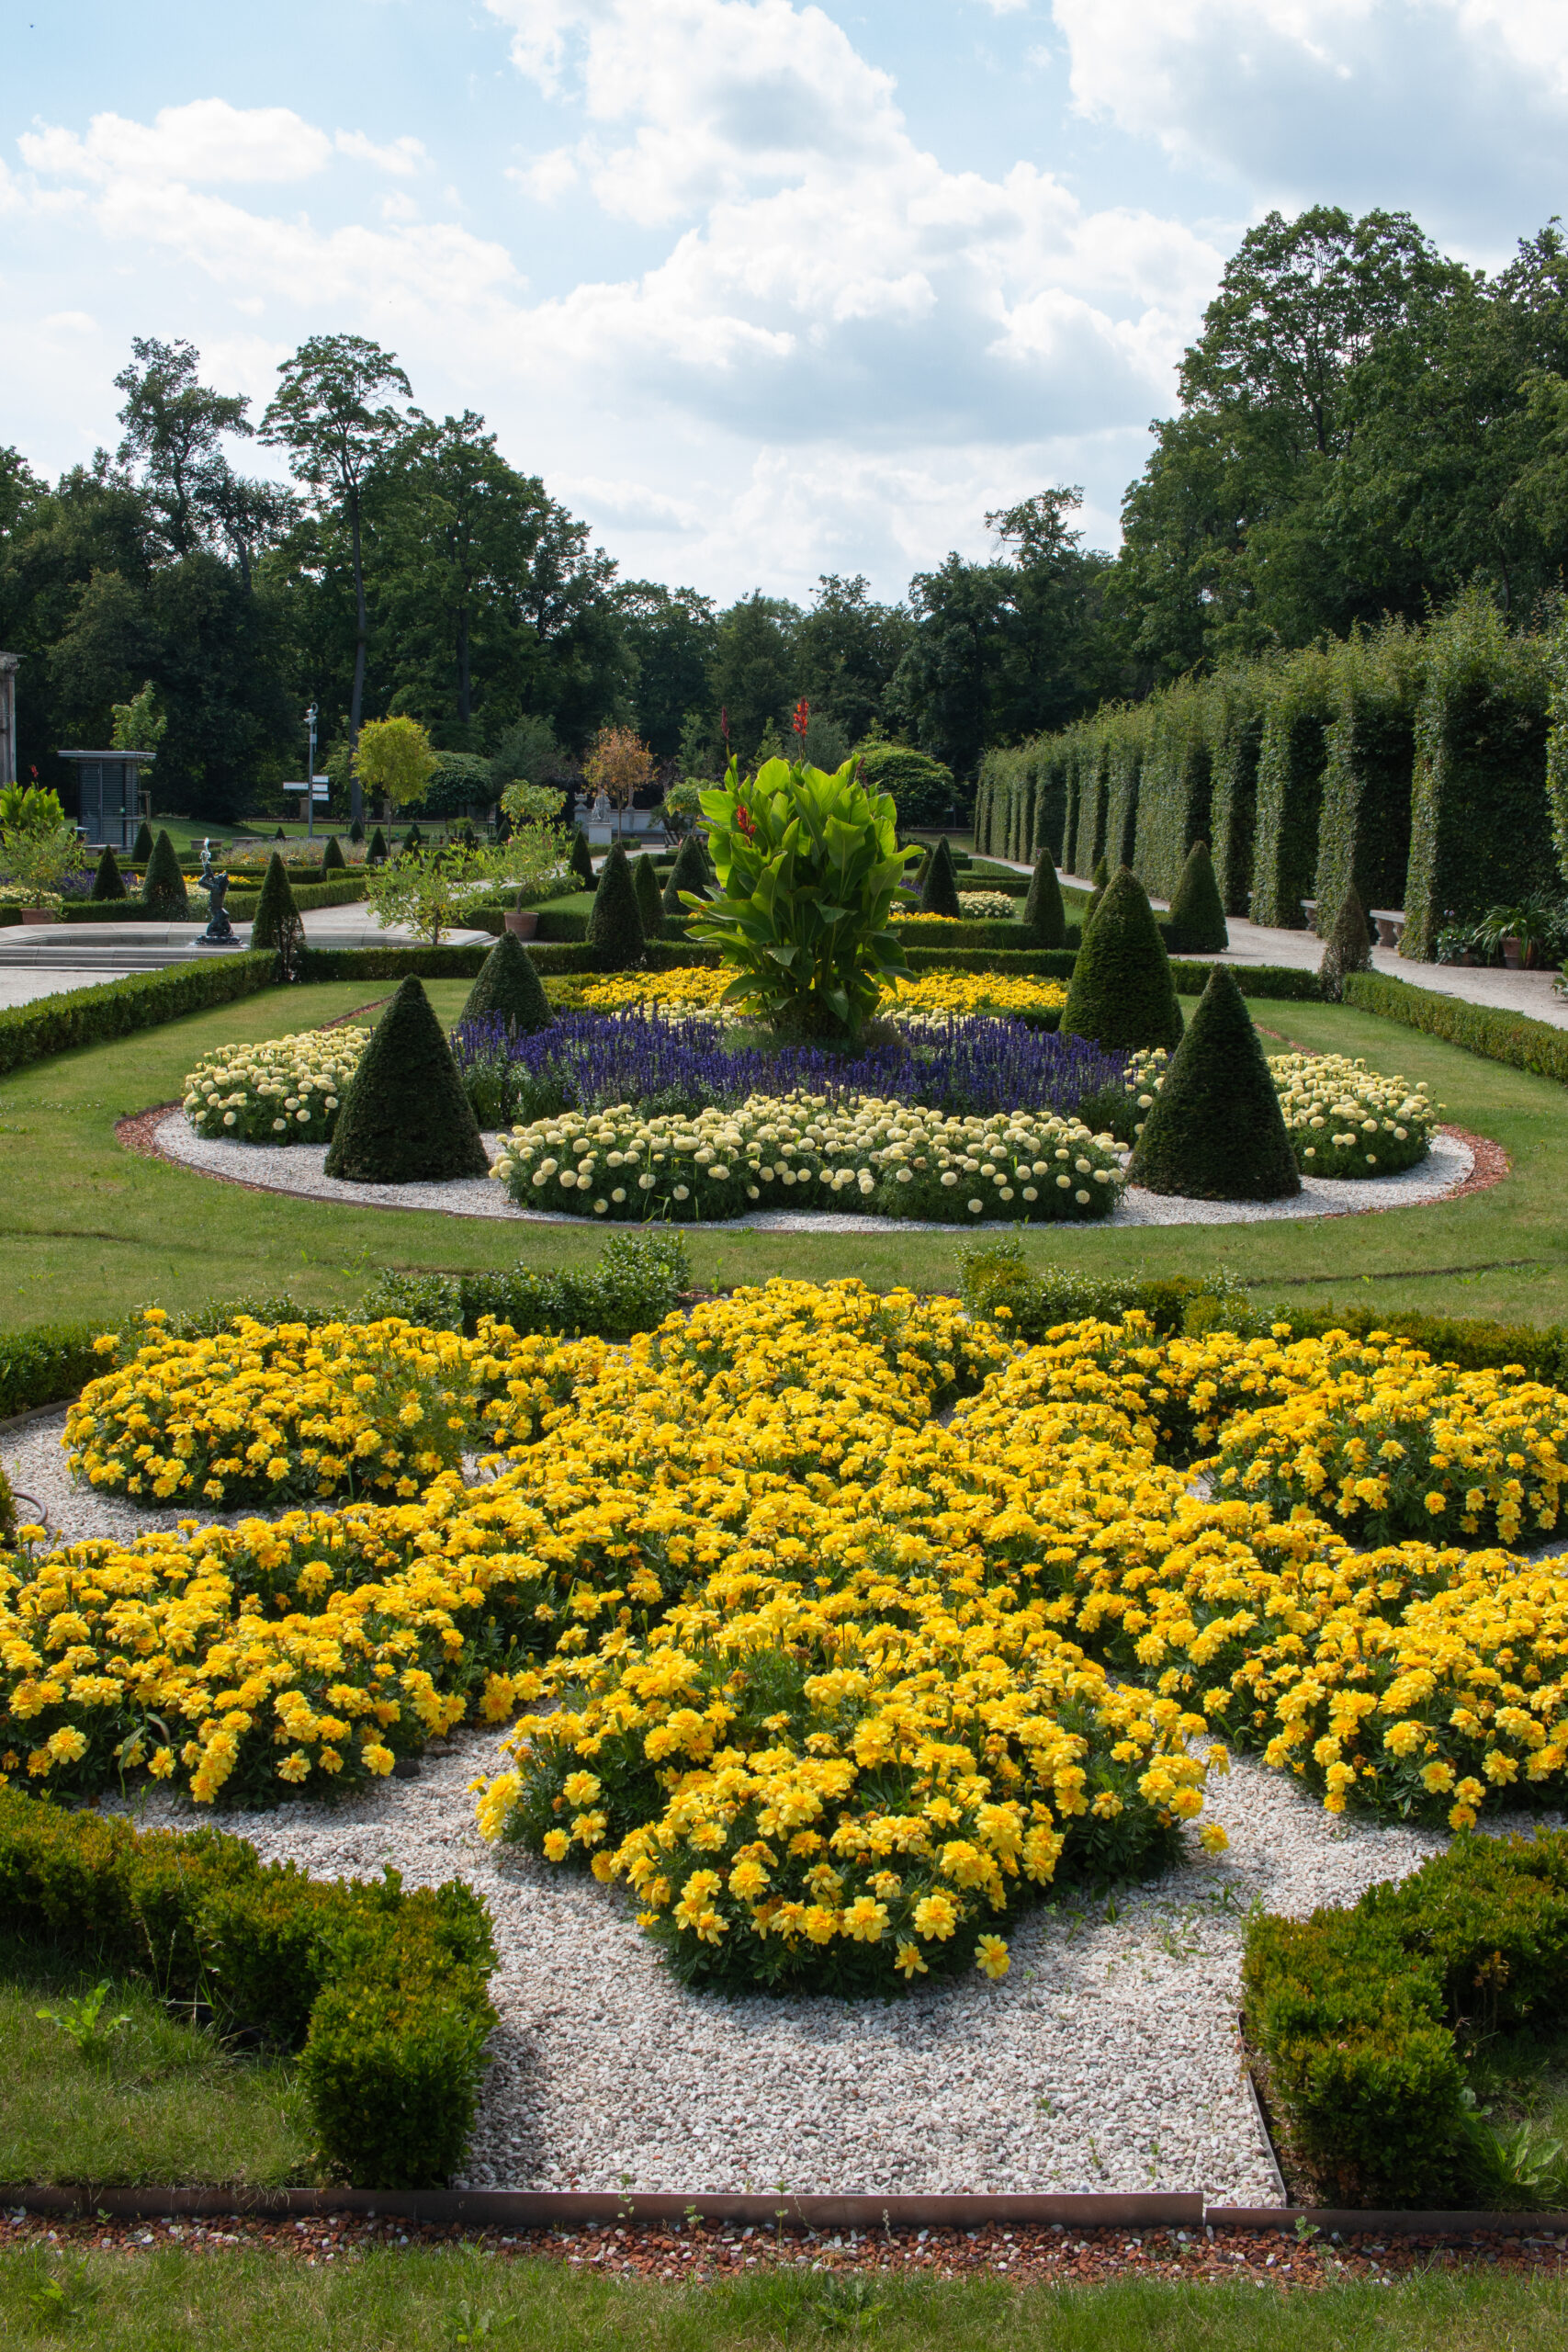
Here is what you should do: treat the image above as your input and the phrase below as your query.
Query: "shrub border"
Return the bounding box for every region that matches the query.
[1343,970,1568,1084]
[0,953,278,1079]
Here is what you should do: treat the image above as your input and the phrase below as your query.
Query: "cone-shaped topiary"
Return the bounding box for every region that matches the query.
[400,824,422,856]
[662,830,711,917]
[1085,854,1110,926]
[569,825,595,888]
[1319,882,1375,1002]
[367,827,388,865]
[1166,839,1228,955]
[1021,850,1066,947]
[131,820,154,867]
[919,835,963,920]
[633,851,663,935]
[1062,866,1184,1051]
[90,844,128,901]
[321,833,346,871]
[350,818,365,844]
[586,839,646,968]
[460,932,552,1034]
[249,852,304,974]
[1129,965,1300,1201]
[141,829,189,918]
[324,976,490,1184]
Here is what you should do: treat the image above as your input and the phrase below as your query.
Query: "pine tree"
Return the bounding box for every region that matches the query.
[1021,850,1066,947]
[633,852,663,935]
[90,844,128,901]
[1129,966,1300,1201]
[321,834,346,872]
[587,840,646,968]
[662,831,711,918]
[249,852,304,976]
[130,820,154,866]
[1318,883,1376,1001]
[460,932,553,1034]
[1166,840,1228,955]
[919,835,963,920]
[323,977,491,1183]
[140,830,189,918]
[569,826,595,888]
[367,827,388,865]
[1086,854,1111,927]
[1062,866,1184,1050]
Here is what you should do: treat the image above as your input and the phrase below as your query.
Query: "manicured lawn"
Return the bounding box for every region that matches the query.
[0,1943,309,2188]
[0,2253,1563,2352]
[4,979,1568,1329]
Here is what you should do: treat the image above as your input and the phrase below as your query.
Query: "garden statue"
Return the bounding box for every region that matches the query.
[194,859,236,947]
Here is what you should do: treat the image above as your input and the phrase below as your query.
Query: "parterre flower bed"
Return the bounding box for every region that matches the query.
[1126,1047,1437,1176]
[182,1028,368,1144]
[489,1093,1122,1223]
[9,1284,1568,1989]
[579,967,1071,1024]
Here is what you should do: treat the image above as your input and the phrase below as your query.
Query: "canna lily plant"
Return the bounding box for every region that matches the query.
[682,706,921,1041]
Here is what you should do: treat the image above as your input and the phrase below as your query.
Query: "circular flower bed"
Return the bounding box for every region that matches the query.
[1124,1047,1437,1176]
[489,1092,1122,1223]
[182,1029,368,1144]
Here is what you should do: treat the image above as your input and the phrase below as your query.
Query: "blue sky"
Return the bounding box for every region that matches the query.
[5,2,1567,602]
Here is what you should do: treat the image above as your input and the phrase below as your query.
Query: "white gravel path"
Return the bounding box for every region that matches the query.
[150,1110,1474,1232]
[6,1406,1558,2198]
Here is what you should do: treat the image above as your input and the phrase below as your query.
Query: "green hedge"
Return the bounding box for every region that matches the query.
[1245,1831,1568,2206]
[0,1323,105,1419]
[0,953,278,1078]
[1342,968,1568,1083]
[1251,650,1334,928]
[1103,708,1147,874]
[1207,673,1267,919]
[1404,590,1556,960]
[1314,620,1421,927]
[229,873,368,918]
[1135,684,1213,901]
[362,1228,691,1339]
[0,1790,497,2190]
[296,939,722,983]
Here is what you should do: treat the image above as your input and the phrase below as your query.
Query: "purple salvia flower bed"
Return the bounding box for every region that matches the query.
[452,1006,1128,1127]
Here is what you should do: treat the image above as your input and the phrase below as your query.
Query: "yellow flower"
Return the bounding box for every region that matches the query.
[974,1934,1010,1981]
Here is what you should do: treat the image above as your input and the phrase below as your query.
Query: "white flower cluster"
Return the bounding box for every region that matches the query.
[957,889,1020,919]
[491,1090,1122,1226]
[1125,1046,1436,1178]
[182,1029,368,1145]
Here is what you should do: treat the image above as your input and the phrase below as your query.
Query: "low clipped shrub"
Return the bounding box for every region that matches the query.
[0,954,276,1080]
[1165,839,1228,955]
[1062,866,1184,1050]
[1245,1830,1568,2206]
[360,1227,692,1340]
[0,1790,496,2190]
[1128,966,1299,1201]
[323,975,491,1184]
[0,1321,106,1419]
[140,830,189,918]
[460,931,552,1034]
[1343,970,1568,1088]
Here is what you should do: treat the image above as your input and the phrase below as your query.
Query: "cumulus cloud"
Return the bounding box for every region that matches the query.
[20,98,334,186]
[336,129,428,175]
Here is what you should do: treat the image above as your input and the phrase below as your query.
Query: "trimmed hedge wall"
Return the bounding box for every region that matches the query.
[1251,649,1334,929]
[229,873,368,918]
[1404,591,1556,960]
[0,1791,497,2190]
[1208,673,1267,919]
[0,953,278,1078]
[1314,619,1421,928]
[1103,709,1146,875]
[1342,968,1568,1082]
[1135,683,1213,901]
[0,1323,104,1420]
[295,939,724,983]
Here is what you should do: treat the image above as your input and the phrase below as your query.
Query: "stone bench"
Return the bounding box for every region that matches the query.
[1301,899,1405,948]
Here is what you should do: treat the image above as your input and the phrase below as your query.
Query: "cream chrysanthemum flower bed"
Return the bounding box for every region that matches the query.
[490,1089,1120,1224]
[182,1029,368,1144]
[1127,1046,1438,1178]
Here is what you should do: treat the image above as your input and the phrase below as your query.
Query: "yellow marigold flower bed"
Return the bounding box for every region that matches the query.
[578,967,1070,1025]
[1127,1047,1437,1178]
[489,1092,1120,1224]
[182,1029,368,1144]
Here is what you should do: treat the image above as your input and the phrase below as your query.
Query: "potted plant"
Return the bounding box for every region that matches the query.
[1472,899,1565,971]
[1,808,85,921]
[496,781,569,936]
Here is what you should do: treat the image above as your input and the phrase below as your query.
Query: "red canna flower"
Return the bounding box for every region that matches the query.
[792,698,810,739]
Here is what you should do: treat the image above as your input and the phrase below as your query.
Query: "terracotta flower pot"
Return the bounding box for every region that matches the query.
[503,909,538,939]
[1503,936,1526,970]
[20,907,57,925]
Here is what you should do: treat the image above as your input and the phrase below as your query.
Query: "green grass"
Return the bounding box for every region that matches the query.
[0,1945,309,2188]
[0,2252,1563,2352]
[4,981,1568,1329]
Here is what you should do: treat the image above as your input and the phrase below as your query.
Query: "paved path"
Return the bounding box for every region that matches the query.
[0,905,495,1001]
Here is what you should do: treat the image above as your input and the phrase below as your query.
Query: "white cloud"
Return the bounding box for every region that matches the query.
[335,129,428,175]
[20,98,333,186]
[508,147,581,202]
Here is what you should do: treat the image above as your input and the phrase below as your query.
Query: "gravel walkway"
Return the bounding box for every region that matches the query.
[148,1111,1476,1232]
[7,1407,1549,2200]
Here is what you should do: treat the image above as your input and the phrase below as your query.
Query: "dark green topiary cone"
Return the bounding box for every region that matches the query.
[1318,882,1375,1002]
[1063,866,1184,1051]
[90,844,128,901]
[1086,854,1110,926]
[633,851,663,936]
[1166,839,1228,955]
[460,932,552,1034]
[1129,965,1300,1201]
[249,853,304,970]
[131,820,154,867]
[321,834,346,871]
[324,976,490,1184]
[367,827,388,865]
[349,818,365,845]
[919,835,963,920]
[1021,851,1066,947]
[587,839,646,968]
[400,824,422,857]
[663,831,711,918]
[569,826,595,888]
[141,830,189,918]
